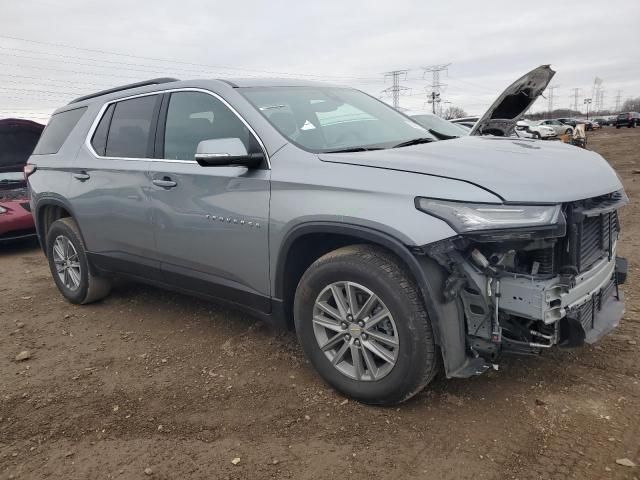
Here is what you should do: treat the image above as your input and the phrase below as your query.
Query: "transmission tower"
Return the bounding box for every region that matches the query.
[596,89,605,114]
[547,84,559,118]
[381,70,409,109]
[570,88,581,113]
[615,90,623,112]
[422,63,451,115]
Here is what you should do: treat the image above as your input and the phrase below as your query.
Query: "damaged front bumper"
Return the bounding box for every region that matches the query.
[416,192,628,379]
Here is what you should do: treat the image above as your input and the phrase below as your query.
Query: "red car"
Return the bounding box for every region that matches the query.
[0,118,44,242]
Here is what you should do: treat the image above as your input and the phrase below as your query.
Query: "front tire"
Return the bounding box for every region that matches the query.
[46,218,111,304]
[294,245,439,405]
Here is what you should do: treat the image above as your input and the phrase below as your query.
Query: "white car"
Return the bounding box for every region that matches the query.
[514,120,557,139]
[537,119,574,135]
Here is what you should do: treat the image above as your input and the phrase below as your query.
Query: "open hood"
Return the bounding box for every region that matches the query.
[0,118,45,173]
[469,65,555,137]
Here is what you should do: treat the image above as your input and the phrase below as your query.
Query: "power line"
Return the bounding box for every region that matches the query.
[423,63,450,115]
[381,70,410,109]
[0,34,381,81]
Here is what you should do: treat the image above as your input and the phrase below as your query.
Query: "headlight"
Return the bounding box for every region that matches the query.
[0,206,7,214]
[415,198,562,235]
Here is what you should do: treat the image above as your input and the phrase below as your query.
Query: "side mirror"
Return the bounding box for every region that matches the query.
[195,138,263,168]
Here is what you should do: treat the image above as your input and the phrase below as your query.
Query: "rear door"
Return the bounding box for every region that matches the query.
[147,90,271,310]
[69,93,162,274]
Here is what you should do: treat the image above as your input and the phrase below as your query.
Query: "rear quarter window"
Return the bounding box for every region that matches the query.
[32,107,87,155]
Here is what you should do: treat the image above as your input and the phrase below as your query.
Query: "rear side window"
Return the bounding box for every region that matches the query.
[32,107,87,155]
[104,95,159,158]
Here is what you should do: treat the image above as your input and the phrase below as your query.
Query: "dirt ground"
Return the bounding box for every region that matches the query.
[1,128,639,480]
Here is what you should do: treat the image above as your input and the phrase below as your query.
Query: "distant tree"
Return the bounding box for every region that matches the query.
[442,106,467,120]
[622,97,640,112]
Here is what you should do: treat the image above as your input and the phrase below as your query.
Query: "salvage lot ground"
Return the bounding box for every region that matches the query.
[1,128,639,480]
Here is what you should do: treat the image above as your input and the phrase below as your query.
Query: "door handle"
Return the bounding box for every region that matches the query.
[152,178,177,188]
[73,171,90,181]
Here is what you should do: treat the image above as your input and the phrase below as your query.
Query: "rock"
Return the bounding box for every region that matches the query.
[231,457,241,465]
[16,322,25,329]
[339,399,349,406]
[15,351,31,362]
[144,467,153,475]
[535,399,546,406]
[629,340,637,345]
[272,459,279,465]
[616,458,637,468]
[113,405,119,412]
[304,415,311,421]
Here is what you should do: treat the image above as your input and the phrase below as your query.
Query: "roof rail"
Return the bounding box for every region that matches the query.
[68,77,180,105]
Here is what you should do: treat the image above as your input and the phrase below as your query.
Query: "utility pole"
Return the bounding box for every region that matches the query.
[547,84,559,118]
[381,70,409,109]
[615,90,622,112]
[422,63,451,116]
[570,88,581,114]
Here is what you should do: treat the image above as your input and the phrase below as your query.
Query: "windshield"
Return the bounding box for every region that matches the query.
[240,86,435,153]
[410,114,467,138]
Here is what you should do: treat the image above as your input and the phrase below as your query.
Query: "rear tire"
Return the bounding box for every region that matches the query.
[565,128,573,135]
[294,245,439,405]
[46,218,111,304]
[533,132,541,139]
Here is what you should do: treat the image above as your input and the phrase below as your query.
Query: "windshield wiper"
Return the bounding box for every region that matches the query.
[324,146,385,153]
[392,137,434,148]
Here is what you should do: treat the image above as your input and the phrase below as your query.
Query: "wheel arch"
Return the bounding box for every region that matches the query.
[274,222,441,329]
[34,197,78,253]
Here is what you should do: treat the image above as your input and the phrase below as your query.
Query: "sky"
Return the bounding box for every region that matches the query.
[1,0,639,123]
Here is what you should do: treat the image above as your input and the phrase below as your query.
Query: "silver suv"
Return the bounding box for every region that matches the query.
[27,66,627,405]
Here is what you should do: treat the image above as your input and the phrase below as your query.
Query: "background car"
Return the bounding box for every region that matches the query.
[406,111,468,139]
[0,118,44,242]
[450,116,479,130]
[615,112,640,128]
[557,118,579,128]
[593,117,610,127]
[515,120,557,139]
[537,119,574,135]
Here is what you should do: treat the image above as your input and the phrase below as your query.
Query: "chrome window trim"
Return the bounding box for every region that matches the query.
[83,87,271,168]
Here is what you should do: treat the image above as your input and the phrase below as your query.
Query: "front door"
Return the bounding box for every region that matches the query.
[147,90,271,311]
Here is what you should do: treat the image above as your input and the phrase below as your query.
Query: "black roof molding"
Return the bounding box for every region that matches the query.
[68,77,180,105]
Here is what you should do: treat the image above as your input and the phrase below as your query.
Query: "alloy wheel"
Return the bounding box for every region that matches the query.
[312,281,399,381]
[52,235,81,291]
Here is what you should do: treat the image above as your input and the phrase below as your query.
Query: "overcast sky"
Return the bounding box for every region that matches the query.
[1,0,639,122]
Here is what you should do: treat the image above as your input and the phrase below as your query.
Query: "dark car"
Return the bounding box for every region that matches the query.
[615,112,640,128]
[0,118,44,242]
[594,117,610,127]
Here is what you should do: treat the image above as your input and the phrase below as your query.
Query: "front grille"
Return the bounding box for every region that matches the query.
[575,275,617,331]
[577,211,618,272]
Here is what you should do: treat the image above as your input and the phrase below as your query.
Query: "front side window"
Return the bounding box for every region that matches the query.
[163,91,258,160]
[104,95,159,158]
[240,86,433,153]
